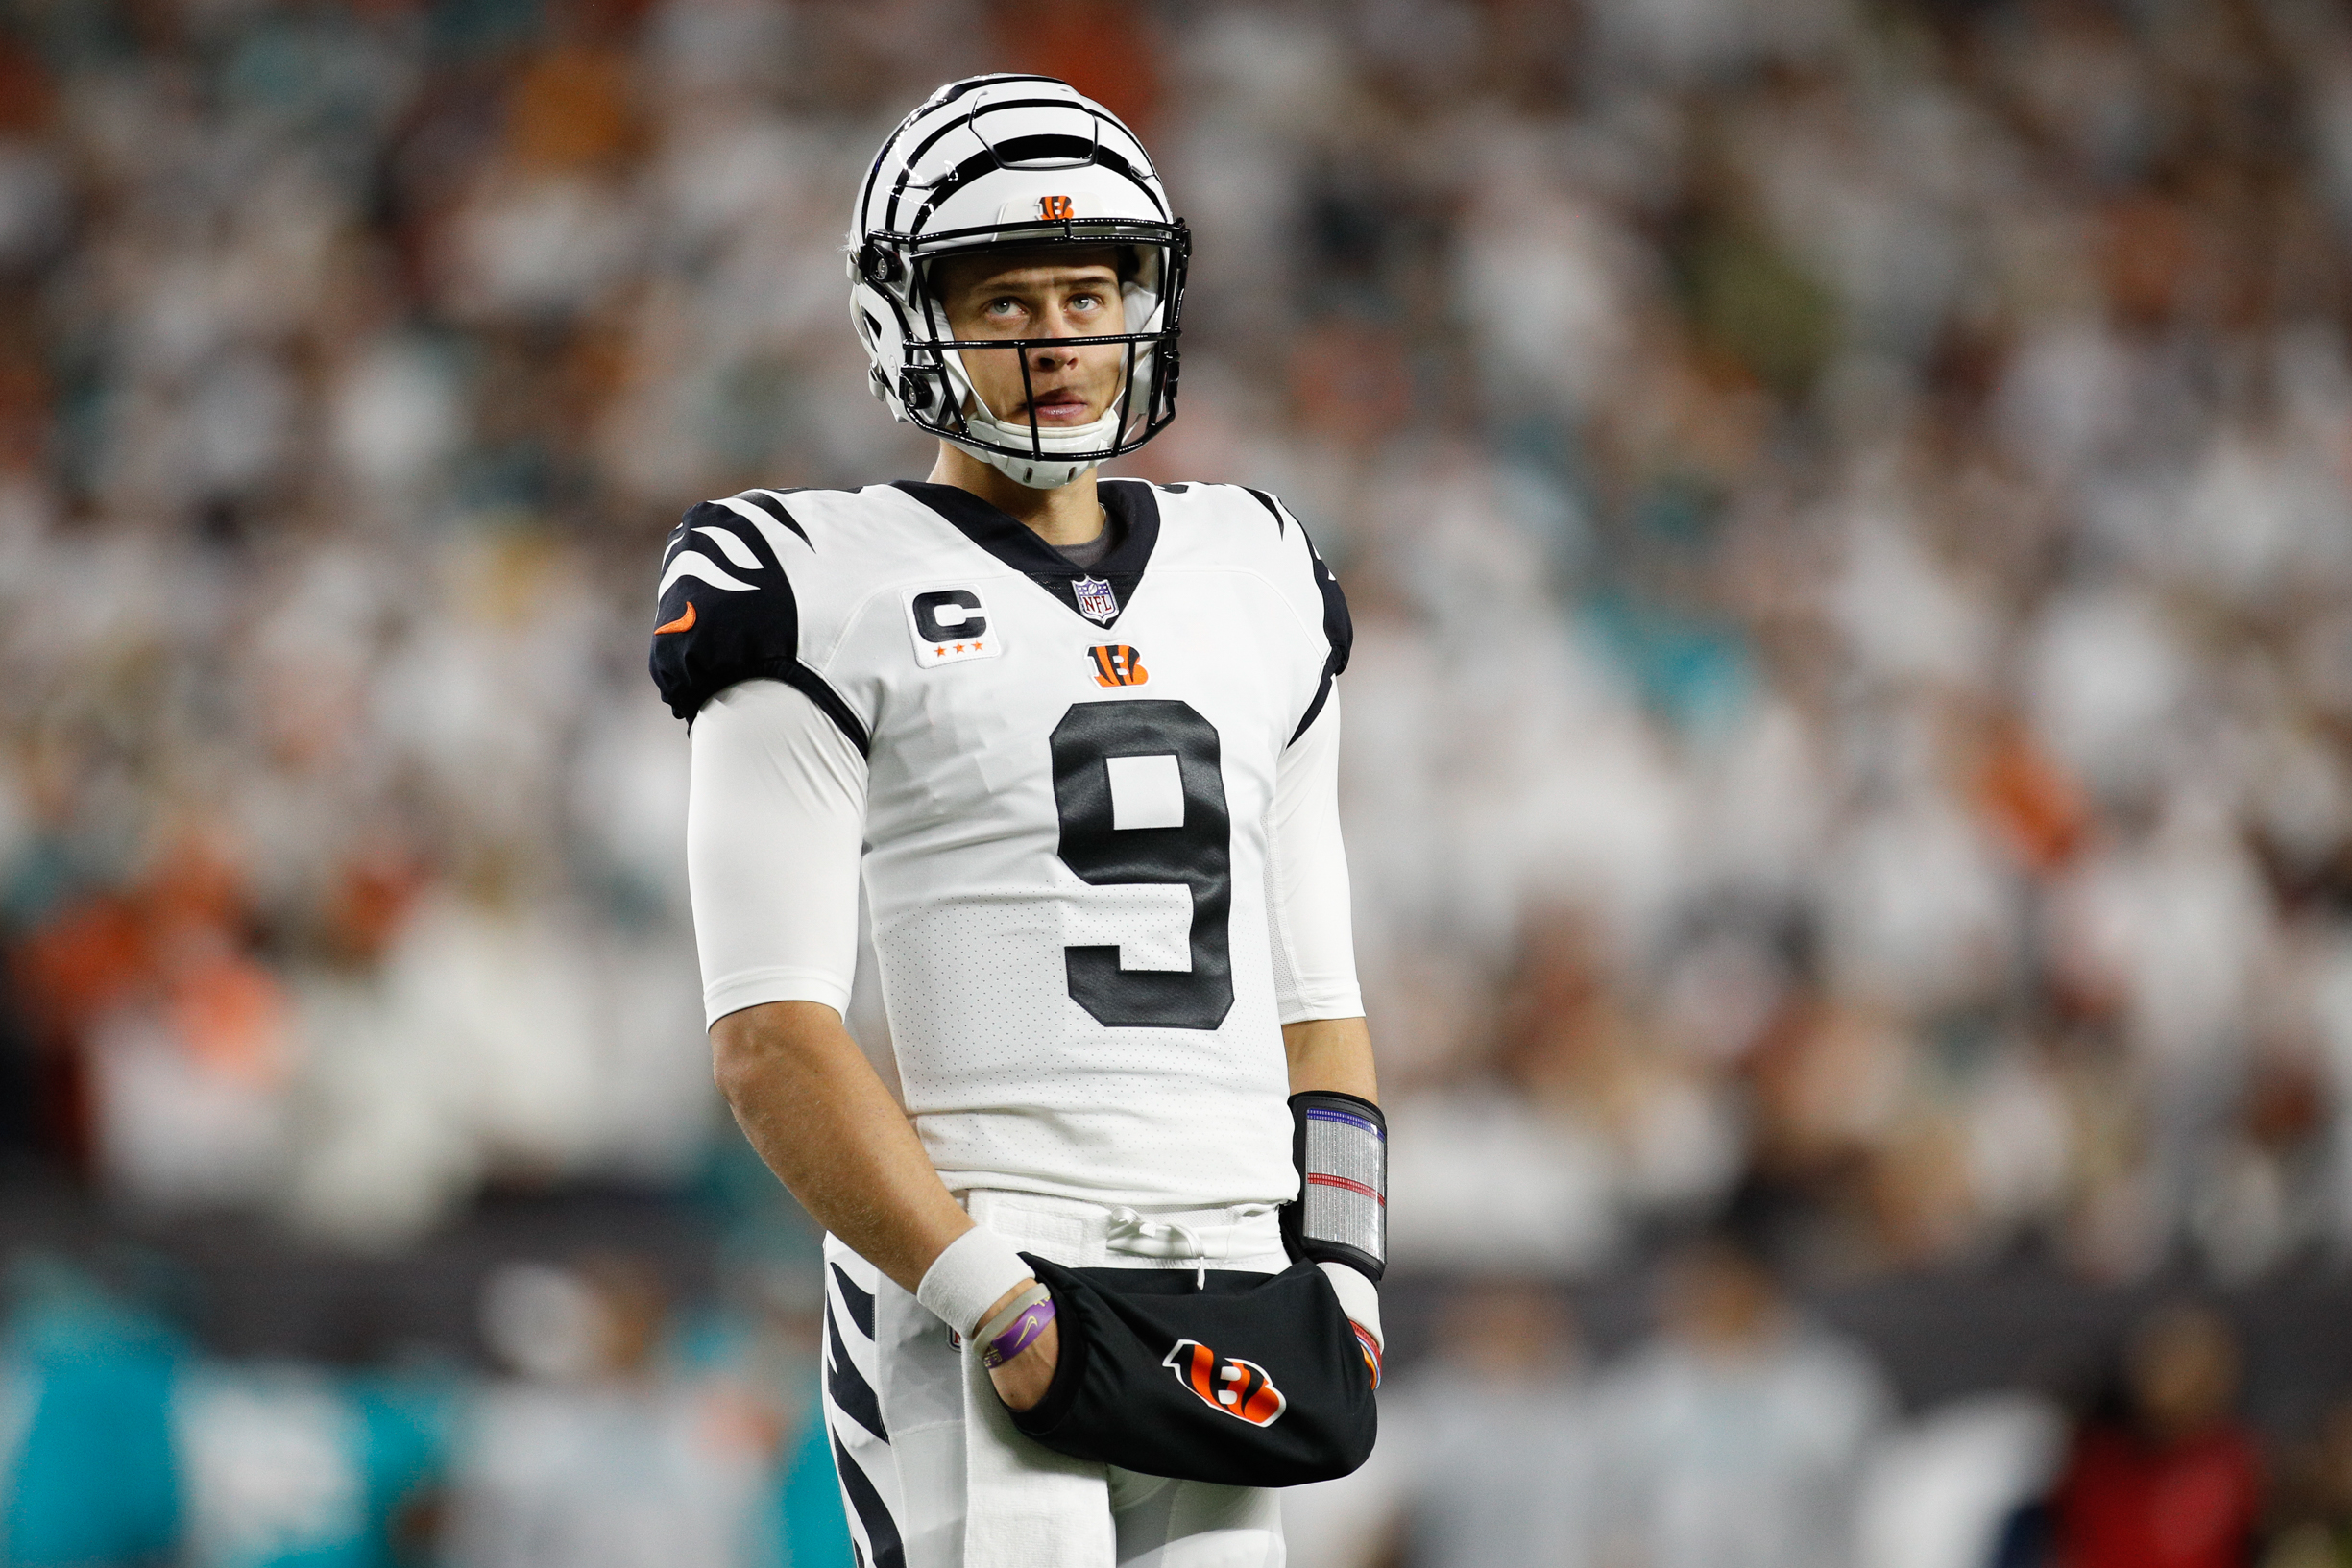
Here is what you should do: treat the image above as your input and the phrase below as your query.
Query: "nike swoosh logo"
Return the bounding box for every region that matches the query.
[655,600,696,635]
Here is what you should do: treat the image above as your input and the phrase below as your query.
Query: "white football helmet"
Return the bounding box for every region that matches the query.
[849,76,1188,490]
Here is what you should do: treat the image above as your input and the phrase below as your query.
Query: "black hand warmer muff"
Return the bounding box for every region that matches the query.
[1006,1254,1378,1487]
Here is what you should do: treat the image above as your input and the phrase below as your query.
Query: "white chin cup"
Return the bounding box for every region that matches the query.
[940,347,1134,491]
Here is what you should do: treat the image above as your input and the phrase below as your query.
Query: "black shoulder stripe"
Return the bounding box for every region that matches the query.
[825,1295,888,1444]
[1311,550,1352,678]
[1285,508,1352,746]
[734,490,812,550]
[1290,667,1337,746]
[648,502,871,754]
[683,658,869,756]
[781,663,872,755]
[1241,487,1285,534]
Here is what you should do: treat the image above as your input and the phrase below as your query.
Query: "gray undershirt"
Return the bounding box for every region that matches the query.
[1055,511,1122,570]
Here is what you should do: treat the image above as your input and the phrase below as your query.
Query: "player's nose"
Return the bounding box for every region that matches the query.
[1034,302,1089,347]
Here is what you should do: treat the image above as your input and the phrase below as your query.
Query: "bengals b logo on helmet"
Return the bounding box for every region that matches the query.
[1163,1340,1287,1427]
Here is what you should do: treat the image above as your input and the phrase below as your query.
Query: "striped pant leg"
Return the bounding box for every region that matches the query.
[822,1241,905,1568]
[822,1236,972,1568]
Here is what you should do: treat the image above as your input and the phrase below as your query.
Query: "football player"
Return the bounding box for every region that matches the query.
[653,76,1385,1567]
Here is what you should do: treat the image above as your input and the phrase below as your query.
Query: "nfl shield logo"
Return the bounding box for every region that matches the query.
[1072,576,1120,623]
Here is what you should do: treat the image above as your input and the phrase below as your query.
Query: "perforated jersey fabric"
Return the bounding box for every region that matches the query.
[665,477,1361,1212]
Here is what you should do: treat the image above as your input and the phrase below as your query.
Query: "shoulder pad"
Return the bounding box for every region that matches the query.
[646,493,868,749]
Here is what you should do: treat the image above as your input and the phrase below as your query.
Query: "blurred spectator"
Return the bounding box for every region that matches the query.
[0,1257,463,1568]
[1393,1280,1605,1568]
[2049,1305,2264,1568]
[0,1262,181,1568]
[2267,1402,2352,1568]
[1595,1236,1892,1568]
[1855,1393,2069,1568]
[176,1365,352,1567]
[443,1255,792,1568]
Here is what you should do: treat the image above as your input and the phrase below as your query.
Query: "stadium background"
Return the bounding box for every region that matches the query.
[3,0,2352,1562]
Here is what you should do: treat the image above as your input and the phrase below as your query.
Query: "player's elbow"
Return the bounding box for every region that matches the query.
[711,1039,752,1113]
[709,1006,782,1112]
[707,999,838,1114]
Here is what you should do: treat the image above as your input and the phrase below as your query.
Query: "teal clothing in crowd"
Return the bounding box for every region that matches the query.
[349,1374,456,1568]
[1,1285,182,1566]
[770,1406,852,1568]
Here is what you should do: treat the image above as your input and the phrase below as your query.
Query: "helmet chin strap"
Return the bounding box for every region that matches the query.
[951,434,1103,491]
[940,347,1130,491]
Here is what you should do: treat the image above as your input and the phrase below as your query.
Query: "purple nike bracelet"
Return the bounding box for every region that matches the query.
[981,1297,1056,1369]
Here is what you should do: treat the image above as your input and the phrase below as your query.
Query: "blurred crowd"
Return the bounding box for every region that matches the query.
[1295,1246,2341,1568]
[12,1236,2352,1568]
[3,0,2352,1561]
[0,1250,852,1566]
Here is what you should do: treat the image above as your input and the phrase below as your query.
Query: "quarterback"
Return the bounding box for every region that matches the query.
[652,77,1385,1568]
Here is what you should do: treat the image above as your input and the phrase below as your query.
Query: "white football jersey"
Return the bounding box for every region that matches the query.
[653,478,1359,1210]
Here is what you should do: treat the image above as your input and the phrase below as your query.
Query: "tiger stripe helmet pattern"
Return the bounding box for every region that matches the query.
[849,75,1188,490]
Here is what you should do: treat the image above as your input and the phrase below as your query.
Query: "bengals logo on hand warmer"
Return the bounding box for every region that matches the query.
[1164,1340,1287,1427]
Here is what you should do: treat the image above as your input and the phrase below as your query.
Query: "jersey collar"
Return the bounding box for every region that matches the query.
[891,478,1161,631]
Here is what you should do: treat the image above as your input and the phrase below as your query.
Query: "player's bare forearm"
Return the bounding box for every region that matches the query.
[1282,1015,1378,1101]
[710,1000,1058,1408]
[710,1000,976,1295]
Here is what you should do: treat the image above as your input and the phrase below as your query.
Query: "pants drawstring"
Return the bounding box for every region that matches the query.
[1104,1204,1279,1290]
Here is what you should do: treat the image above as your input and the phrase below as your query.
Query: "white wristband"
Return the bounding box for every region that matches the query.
[1319,1260,1383,1351]
[916,1225,1037,1339]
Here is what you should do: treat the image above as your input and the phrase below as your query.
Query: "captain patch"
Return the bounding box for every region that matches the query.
[905,587,1003,667]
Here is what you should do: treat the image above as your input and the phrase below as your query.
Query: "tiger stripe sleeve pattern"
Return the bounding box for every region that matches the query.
[648,490,868,751]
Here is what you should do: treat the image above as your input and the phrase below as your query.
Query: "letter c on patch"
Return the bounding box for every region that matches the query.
[912,589,986,643]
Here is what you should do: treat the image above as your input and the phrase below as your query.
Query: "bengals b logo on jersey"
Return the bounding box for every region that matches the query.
[1164,1340,1288,1427]
[1088,644,1148,687]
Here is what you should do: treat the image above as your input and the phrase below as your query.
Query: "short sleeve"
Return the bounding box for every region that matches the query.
[687,678,869,1025]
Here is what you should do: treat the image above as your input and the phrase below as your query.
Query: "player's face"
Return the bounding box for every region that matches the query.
[933,247,1130,430]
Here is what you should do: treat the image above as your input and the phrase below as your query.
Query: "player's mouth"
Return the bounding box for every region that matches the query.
[1022,386,1098,425]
